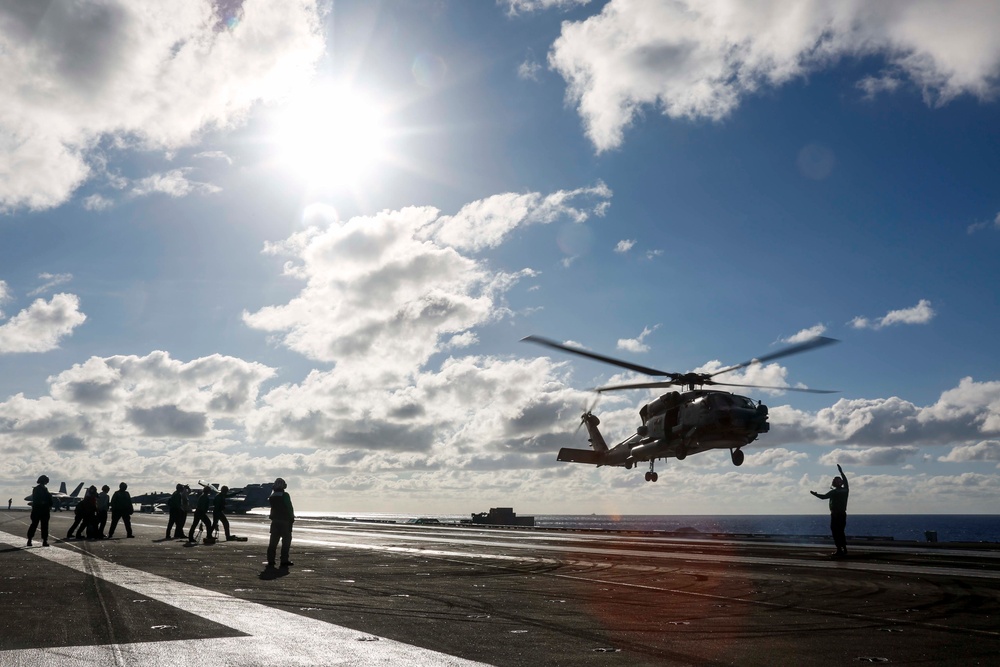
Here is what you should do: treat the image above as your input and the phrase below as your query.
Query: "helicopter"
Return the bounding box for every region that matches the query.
[522,335,838,482]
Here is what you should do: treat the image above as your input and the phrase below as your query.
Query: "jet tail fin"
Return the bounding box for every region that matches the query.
[557,448,605,465]
[69,482,84,497]
[59,482,67,494]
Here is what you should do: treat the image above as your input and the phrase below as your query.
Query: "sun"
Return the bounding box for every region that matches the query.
[273,83,389,188]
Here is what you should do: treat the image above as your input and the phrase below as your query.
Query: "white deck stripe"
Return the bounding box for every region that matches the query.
[0,530,491,667]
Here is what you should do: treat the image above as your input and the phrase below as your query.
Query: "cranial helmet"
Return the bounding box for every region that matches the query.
[102,485,110,492]
[273,477,287,491]
[832,477,843,488]
[176,483,184,491]
[37,475,49,485]
[119,482,128,490]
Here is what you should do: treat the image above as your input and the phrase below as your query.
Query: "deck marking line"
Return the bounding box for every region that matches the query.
[0,529,490,667]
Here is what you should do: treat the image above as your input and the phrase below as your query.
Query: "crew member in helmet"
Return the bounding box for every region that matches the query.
[811,464,850,558]
[26,475,53,547]
[265,478,295,569]
[108,482,134,538]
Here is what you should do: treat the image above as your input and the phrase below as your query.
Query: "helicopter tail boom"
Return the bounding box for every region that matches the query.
[557,448,606,465]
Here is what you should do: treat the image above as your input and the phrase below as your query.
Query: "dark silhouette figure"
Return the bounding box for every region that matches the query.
[187,486,213,543]
[266,477,295,569]
[811,464,850,557]
[96,485,111,538]
[67,486,99,539]
[108,482,134,538]
[212,485,233,540]
[7,498,11,510]
[26,476,53,547]
[166,484,188,539]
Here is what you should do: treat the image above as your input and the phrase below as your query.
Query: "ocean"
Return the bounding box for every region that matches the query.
[288,512,1000,543]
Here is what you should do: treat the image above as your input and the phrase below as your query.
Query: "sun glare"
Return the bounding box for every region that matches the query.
[274,84,389,188]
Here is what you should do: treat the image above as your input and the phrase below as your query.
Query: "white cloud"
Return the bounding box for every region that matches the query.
[616,325,660,353]
[243,186,611,380]
[28,272,73,297]
[0,280,10,318]
[967,212,1000,234]
[518,59,542,81]
[851,299,935,329]
[770,376,1000,449]
[857,72,904,99]
[193,150,234,165]
[0,0,324,211]
[818,446,920,466]
[130,169,222,198]
[430,182,611,252]
[939,440,1000,466]
[614,239,635,253]
[0,293,86,353]
[549,1,1000,151]
[782,324,828,344]
[744,447,809,470]
[82,194,114,211]
[502,0,593,16]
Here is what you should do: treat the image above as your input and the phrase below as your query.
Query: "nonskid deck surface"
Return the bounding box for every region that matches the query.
[2,510,999,666]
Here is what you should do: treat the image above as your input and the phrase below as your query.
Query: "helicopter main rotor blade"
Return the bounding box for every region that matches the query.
[708,381,839,394]
[522,335,674,378]
[595,381,679,393]
[709,336,839,378]
[595,379,838,394]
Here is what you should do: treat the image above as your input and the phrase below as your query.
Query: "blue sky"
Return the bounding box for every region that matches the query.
[2,0,1000,515]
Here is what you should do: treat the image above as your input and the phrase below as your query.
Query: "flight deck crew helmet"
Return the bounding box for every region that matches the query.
[273,477,287,491]
[119,482,128,490]
[176,483,184,491]
[37,475,49,485]
[102,485,110,492]
[832,477,843,488]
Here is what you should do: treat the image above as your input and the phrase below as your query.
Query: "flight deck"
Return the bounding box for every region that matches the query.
[2,510,998,665]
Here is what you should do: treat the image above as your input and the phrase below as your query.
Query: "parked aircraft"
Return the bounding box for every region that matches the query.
[25,482,84,511]
[132,482,275,514]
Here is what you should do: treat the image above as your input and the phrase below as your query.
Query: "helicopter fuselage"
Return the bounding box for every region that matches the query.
[559,390,769,478]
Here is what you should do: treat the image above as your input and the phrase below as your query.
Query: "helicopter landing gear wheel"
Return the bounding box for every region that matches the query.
[731,449,745,467]
[644,471,659,482]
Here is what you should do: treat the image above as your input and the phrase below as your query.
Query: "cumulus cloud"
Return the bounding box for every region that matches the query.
[851,299,935,329]
[0,0,324,211]
[744,447,809,470]
[617,325,660,353]
[770,377,1000,449]
[614,239,635,253]
[0,293,86,353]
[548,1,1000,151]
[243,185,612,379]
[0,351,276,471]
[818,445,920,466]
[245,354,595,459]
[782,324,828,344]
[939,440,1000,466]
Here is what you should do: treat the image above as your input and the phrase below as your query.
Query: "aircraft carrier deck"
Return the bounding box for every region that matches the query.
[2,509,999,666]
